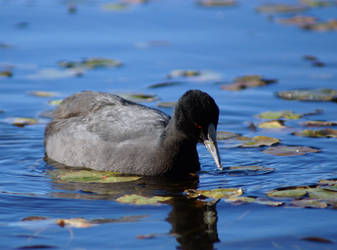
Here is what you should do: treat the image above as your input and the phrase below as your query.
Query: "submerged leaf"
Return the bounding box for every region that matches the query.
[197,0,237,7]
[184,188,243,199]
[263,145,320,156]
[240,136,280,147]
[302,121,337,127]
[225,166,275,176]
[116,194,172,205]
[256,4,309,13]
[257,111,302,120]
[293,128,337,138]
[277,89,337,102]
[258,120,285,129]
[222,75,276,91]
[54,169,140,183]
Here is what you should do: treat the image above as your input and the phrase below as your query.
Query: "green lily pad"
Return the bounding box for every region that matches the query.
[277,89,337,102]
[59,57,122,69]
[116,194,172,205]
[184,188,243,199]
[10,117,39,127]
[263,145,320,156]
[319,179,337,185]
[301,0,335,7]
[53,169,141,183]
[293,128,337,138]
[156,102,177,108]
[216,131,240,140]
[221,75,276,91]
[302,121,337,127]
[258,120,285,129]
[291,199,328,208]
[197,0,237,7]
[256,4,309,13]
[225,166,275,176]
[48,99,63,106]
[30,91,58,97]
[0,70,12,77]
[148,81,183,89]
[240,136,280,147]
[257,111,302,120]
[267,186,309,199]
[308,187,337,200]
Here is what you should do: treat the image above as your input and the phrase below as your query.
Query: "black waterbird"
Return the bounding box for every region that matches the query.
[44,90,222,178]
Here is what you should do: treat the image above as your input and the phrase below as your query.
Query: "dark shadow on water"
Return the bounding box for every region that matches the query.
[46,160,220,250]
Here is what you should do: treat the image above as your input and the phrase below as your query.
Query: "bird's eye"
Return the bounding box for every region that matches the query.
[194,122,202,129]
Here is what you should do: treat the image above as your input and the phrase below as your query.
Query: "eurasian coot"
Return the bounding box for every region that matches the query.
[44,90,222,177]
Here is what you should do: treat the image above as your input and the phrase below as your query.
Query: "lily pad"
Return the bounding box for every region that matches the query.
[278,16,318,27]
[226,196,283,207]
[221,75,276,91]
[48,99,63,106]
[293,128,337,138]
[301,0,335,7]
[263,145,320,156]
[277,89,337,102]
[30,91,58,97]
[148,81,183,89]
[53,169,141,183]
[10,118,39,127]
[267,186,309,199]
[101,3,129,11]
[225,166,275,176]
[216,131,240,140]
[59,57,122,69]
[258,120,285,129]
[240,136,280,147]
[302,19,337,31]
[197,0,237,7]
[116,194,172,205]
[256,4,309,13]
[257,111,302,120]
[119,93,158,103]
[167,69,201,78]
[184,188,243,199]
[302,121,337,127]
[57,218,93,228]
[291,199,328,208]
[156,102,177,108]
[0,70,12,77]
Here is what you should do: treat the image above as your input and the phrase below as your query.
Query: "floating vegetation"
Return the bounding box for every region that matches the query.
[184,188,243,199]
[240,136,280,147]
[257,110,302,120]
[59,57,122,69]
[221,75,276,91]
[277,89,337,102]
[119,93,158,103]
[156,102,177,108]
[197,0,237,7]
[101,3,129,11]
[9,117,39,127]
[301,0,337,7]
[302,120,337,127]
[225,196,284,207]
[116,194,172,205]
[224,166,275,176]
[30,91,58,97]
[302,19,337,31]
[148,81,183,89]
[258,120,286,129]
[0,70,12,77]
[278,16,318,27]
[292,128,337,138]
[303,55,325,67]
[48,99,63,106]
[216,131,240,140]
[256,4,309,13]
[167,69,201,78]
[52,169,141,183]
[263,145,320,156]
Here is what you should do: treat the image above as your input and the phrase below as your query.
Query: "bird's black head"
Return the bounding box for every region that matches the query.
[174,90,219,141]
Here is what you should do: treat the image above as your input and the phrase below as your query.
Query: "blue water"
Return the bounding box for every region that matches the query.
[1,0,337,249]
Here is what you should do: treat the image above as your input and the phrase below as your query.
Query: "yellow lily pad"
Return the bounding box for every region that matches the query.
[11,117,39,127]
[116,194,172,205]
[302,121,337,127]
[258,120,285,129]
[54,169,141,183]
[30,91,58,97]
[263,145,320,156]
[184,188,243,199]
[293,128,337,138]
[240,136,280,147]
[48,99,63,106]
[277,88,337,102]
[257,110,302,120]
[221,75,276,91]
[225,166,275,176]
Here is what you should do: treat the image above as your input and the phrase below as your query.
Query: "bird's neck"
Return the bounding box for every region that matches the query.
[157,117,200,177]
